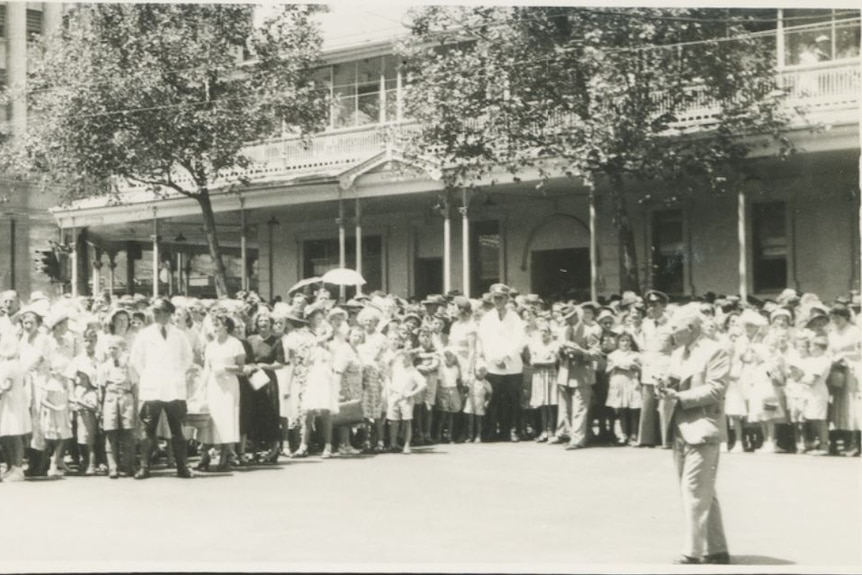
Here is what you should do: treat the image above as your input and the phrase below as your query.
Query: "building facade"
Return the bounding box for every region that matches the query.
[50,8,861,302]
[0,2,67,296]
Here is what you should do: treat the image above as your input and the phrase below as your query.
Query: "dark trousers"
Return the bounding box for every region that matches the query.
[139,400,188,470]
[485,373,521,439]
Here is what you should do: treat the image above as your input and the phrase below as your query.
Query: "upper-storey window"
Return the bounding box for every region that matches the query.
[329,55,403,130]
[783,9,860,66]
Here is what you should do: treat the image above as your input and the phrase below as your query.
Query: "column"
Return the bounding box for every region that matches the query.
[589,186,598,303]
[126,242,136,296]
[92,247,102,297]
[338,199,346,301]
[738,188,748,301]
[177,252,184,295]
[70,227,78,298]
[443,196,451,294]
[240,200,248,291]
[107,251,117,298]
[355,195,363,295]
[460,188,471,297]
[266,217,279,301]
[152,214,159,298]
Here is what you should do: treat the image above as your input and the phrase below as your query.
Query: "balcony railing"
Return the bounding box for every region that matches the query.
[115,59,859,195]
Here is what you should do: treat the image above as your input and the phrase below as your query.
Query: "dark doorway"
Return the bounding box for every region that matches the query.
[531,248,590,300]
[414,257,442,300]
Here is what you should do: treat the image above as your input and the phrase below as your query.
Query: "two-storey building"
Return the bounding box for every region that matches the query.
[50,7,861,302]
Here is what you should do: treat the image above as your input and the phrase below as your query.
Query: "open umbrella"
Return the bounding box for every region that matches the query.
[321,268,366,287]
[287,276,322,294]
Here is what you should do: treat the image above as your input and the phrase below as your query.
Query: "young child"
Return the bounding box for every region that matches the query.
[463,363,492,443]
[435,348,462,443]
[801,335,832,455]
[528,321,559,442]
[414,327,440,445]
[386,347,426,454]
[605,332,642,446]
[784,333,810,453]
[97,335,138,478]
[68,328,101,475]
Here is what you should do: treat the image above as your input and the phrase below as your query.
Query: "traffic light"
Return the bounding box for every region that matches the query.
[34,249,61,281]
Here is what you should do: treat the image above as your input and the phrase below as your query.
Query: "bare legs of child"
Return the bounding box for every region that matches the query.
[535,406,553,442]
[78,442,97,475]
[760,421,777,453]
[46,439,67,477]
[388,419,412,453]
[467,414,483,443]
[726,417,745,453]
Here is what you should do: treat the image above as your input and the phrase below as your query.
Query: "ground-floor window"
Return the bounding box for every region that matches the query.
[472,220,501,295]
[303,235,383,293]
[651,209,685,295]
[414,257,442,300]
[752,201,788,293]
[531,248,590,301]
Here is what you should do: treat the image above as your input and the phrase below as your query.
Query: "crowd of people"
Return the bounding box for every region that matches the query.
[0,281,858,482]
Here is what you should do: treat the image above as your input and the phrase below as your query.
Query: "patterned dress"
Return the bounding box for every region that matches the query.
[283,328,315,429]
[359,341,384,420]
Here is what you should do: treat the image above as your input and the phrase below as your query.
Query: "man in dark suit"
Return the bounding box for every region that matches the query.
[657,304,730,565]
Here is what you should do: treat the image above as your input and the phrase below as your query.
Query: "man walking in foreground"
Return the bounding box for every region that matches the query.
[657,303,730,565]
[129,297,194,479]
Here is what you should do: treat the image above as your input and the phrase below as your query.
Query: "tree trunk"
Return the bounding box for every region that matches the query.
[608,172,641,293]
[196,189,230,297]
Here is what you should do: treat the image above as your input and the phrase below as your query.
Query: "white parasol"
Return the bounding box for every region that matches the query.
[321,268,366,287]
[287,276,323,294]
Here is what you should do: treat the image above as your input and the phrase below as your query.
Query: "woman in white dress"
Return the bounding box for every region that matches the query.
[198,314,245,471]
[18,308,54,476]
[0,318,29,481]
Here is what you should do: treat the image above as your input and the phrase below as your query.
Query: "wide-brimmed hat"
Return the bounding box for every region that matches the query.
[45,309,71,331]
[769,307,793,324]
[303,303,326,320]
[421,294,446,306]
[739,308,767,327]
[488,283,511,298]
[327,306,348,320]
[151,297,175,314]
[597,308,616,323]
[559,304,578,320]
[579,301,599,313]
[644,290,669,306]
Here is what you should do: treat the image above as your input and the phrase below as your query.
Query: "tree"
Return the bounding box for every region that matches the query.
[402,7,795,292]
[2,4,329,297]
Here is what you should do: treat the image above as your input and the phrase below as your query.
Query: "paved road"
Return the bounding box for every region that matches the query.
[1,443,859,572]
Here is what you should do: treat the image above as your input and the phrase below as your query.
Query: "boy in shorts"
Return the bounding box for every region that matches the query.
[98,335,138,478]
[386,347,426,454]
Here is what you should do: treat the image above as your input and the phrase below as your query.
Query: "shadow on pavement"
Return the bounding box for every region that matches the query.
[732,555,795,565]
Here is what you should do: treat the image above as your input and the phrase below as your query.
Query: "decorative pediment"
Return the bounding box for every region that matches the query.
[337,144,442,190]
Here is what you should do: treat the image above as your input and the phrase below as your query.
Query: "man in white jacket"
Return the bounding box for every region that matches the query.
[129,297,194,479]
[477,283,526,442]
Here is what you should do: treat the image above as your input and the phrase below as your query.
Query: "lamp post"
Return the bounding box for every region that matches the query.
[175,233,186,295]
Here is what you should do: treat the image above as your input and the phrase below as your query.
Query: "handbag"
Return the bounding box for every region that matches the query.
[827,361,847,390]
[331,398,364,426]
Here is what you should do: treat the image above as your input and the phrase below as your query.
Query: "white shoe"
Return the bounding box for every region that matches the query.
[760,443,775,454]
[720,442,729,453]
[4,467,25,482]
